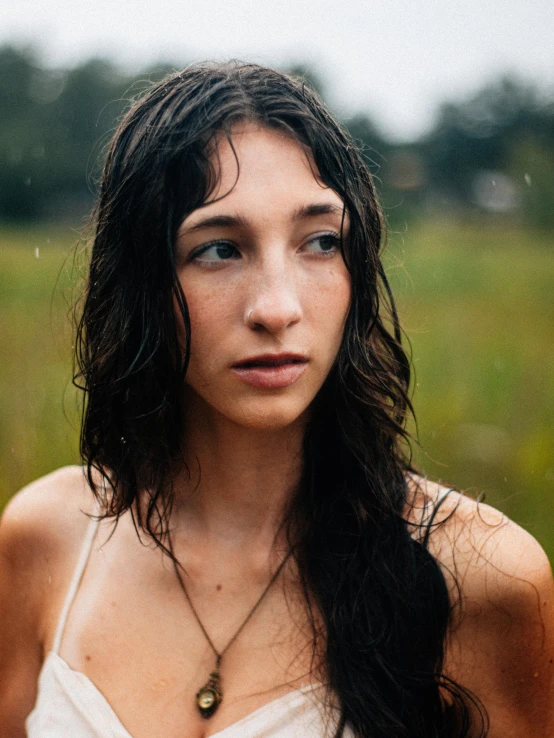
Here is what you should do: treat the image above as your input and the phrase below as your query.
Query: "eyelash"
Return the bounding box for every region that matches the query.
[305,232,341,255]
[189,241,239,264]
[189,232,341,265]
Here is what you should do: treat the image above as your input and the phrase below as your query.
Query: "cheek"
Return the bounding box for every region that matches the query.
[180,282,235,363]
[310,268,351,340]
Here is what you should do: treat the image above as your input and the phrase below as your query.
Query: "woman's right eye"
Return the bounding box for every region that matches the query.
[190,241,240,265]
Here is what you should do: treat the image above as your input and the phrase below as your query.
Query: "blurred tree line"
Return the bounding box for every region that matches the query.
[1,45,553,229]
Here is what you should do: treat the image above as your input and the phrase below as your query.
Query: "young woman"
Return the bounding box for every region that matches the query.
[1,62,553,738]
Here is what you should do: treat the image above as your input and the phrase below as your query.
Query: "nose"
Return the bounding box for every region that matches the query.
[245,256,302,334]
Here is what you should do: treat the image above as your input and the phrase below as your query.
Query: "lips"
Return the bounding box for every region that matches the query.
[233,353,307,369]
[231,353,308,389]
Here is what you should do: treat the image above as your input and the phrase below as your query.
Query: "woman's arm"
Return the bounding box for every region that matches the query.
[0,492,47,736]
[426,484,554,737]
[0,467,90,737]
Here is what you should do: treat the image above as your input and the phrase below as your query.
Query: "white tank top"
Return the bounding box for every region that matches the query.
[26,514,351,737]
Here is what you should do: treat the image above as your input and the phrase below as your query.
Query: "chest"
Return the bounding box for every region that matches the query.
[45,524,318,738]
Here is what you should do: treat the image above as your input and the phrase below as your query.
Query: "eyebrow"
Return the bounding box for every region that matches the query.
[292,202,346,221]
[179,214,246,234]
[179,202,346,235]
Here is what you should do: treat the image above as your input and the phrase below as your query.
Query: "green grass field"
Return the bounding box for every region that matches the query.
[1,220,553,558]
[0,225,84,501]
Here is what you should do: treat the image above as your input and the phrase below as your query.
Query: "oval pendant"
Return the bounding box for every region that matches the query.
[196,671,222,719]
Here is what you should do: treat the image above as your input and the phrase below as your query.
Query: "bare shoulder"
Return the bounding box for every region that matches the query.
[407,474,554,736]
[406,474,552,602]
[1,465,96,553]
[0,466,97,734]
[0,464,98,634]
[0,464,98,635]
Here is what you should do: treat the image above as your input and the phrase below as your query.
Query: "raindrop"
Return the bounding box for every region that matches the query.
[35,247,40,259]
[25,177,31,186]
[524,173,532,186]
[473,171,518,213]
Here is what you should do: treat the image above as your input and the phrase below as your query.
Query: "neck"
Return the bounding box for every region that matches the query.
[172,408,307,554]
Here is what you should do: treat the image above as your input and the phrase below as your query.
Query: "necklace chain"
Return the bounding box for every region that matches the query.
[169,536,292,666]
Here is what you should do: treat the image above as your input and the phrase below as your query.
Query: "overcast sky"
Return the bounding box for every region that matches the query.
[2,0,553,140]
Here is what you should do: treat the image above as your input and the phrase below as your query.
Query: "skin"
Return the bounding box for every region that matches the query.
[0,125,553,738]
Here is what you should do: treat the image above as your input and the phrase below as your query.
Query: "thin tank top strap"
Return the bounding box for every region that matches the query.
[51,508,101,655]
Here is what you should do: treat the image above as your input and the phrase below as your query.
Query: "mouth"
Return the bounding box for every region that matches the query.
[232,353,308,369]
[231,354,308,389]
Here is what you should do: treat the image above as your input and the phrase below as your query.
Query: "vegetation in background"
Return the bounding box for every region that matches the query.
[1,45,554,229]
[0,227,81,492]
[386,221,554,557]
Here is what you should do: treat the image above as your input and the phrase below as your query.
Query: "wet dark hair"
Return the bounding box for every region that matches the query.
[75,62,487,737]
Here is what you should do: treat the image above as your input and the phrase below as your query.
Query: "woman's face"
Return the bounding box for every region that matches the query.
[176,123,351,431]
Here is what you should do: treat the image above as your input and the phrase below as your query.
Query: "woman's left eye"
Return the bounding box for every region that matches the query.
[303,232,341,255]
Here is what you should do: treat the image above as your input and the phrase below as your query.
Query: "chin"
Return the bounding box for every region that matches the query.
[183,383,315,433]
[223,397,312,432]
[234,414,304,432]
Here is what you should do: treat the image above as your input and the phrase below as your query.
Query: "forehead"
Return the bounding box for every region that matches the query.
[189,123,345,221]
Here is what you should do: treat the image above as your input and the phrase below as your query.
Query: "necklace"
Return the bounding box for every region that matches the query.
[169,538,292,720]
